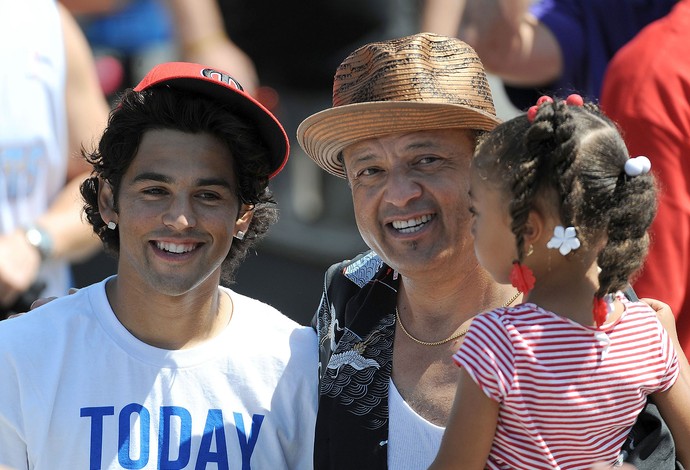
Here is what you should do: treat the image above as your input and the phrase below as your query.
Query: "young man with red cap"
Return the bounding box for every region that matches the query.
[0,62,317,469]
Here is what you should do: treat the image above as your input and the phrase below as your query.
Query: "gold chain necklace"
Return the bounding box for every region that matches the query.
[395,290,522,346]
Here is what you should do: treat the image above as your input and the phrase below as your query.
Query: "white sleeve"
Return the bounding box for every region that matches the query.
[0,352,29,470]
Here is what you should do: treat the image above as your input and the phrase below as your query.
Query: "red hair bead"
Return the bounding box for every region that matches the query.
[566,94,584,106]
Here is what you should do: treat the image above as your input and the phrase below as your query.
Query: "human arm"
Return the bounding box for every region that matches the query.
[0,174,95,307]
[613,297,688,468]
[44,4,105,260]
[0,5,105,308]
[58,0,131,15]
[59,2,109,181]
[167,0,258,95]
[646,298,690,468]
[428,367,498,470]
[590,464,636,470]
[420,0,466,37]
[420,0,562,87]
[36,3,105,261]
[649,304,690,468]
[650,369,690,467]
[643,298,690,372]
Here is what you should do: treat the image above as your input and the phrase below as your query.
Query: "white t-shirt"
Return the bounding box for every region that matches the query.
[0,278,318,469]
[0,0,71,297]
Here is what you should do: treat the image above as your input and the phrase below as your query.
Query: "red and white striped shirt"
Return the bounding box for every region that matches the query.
[453,295,679,470]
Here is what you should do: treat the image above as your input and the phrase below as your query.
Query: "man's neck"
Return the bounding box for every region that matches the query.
[104,276,232,350]
[400,263,513,320]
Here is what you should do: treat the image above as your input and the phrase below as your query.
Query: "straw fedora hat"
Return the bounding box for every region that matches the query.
[297,32,500,178]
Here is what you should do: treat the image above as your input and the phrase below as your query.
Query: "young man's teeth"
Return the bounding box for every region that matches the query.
[156,242,195,253]
[392,215,432,233]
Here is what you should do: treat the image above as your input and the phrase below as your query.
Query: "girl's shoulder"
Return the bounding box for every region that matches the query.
[472,303,559,333]
[478,303,555,322]
[615,292,660,323]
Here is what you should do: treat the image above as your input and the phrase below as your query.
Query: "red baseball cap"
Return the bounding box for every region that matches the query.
[134,62,289,179]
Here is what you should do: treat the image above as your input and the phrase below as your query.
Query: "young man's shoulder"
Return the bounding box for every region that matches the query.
[0,282,104,374]
[223,288,318,375]
[0,282,101,337]
[223,287,317,341]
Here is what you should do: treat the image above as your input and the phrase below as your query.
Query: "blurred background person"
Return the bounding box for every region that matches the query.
[61,0,176,102]
[421,0,677,110]
[0,0,109,318]
[601,0,690,356]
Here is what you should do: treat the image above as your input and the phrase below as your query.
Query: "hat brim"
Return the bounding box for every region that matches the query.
[136,74,289,179]
[297,102,501,178]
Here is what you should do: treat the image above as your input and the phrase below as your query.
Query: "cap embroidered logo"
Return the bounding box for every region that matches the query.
[201,68,243,91]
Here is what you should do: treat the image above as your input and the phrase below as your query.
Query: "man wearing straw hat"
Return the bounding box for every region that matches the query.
[298,32,683,469]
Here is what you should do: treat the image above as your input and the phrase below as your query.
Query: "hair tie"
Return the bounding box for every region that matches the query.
[527,95,554,122]
[624,155,651,177]
[528,94,584,123]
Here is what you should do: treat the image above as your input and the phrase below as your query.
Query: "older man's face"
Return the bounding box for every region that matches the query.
[341,128,478,278]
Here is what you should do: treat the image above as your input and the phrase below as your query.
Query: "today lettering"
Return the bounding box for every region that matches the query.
[80,404,265,469]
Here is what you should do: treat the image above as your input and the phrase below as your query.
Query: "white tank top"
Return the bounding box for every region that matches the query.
[387,378,445,469]
[0,0,70,297]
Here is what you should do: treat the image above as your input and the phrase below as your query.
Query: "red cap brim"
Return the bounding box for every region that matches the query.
[134,62,289,179]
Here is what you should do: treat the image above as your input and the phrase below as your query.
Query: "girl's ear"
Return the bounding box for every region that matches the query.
[523,209,546,247]
[234,204,254,238]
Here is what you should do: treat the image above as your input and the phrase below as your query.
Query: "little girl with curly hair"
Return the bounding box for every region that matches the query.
[430,96,690,469]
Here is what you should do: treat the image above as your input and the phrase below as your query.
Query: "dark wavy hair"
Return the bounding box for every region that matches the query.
[473,99,657,301]
[80,87,278,283]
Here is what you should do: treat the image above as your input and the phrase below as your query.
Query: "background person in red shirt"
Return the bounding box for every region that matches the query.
[601,0,690,356]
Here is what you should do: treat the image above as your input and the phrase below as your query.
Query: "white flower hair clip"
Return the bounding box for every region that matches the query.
[624,155,651,177]
[547,225,581,256]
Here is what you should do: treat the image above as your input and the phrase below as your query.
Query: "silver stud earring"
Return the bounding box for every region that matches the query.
[107,221,117,230]
[234,230,245,240]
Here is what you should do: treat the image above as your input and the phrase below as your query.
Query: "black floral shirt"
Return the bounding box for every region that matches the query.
[312,251,398,469]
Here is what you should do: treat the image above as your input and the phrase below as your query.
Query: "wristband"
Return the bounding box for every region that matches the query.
[24,225,54,261]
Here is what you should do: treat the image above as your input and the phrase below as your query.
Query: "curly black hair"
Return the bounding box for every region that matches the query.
[80,86,278,284]
[473,99,657,301]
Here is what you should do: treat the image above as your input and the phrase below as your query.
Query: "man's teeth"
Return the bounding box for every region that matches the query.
[156,242,196,253]
[391,215,433,233]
